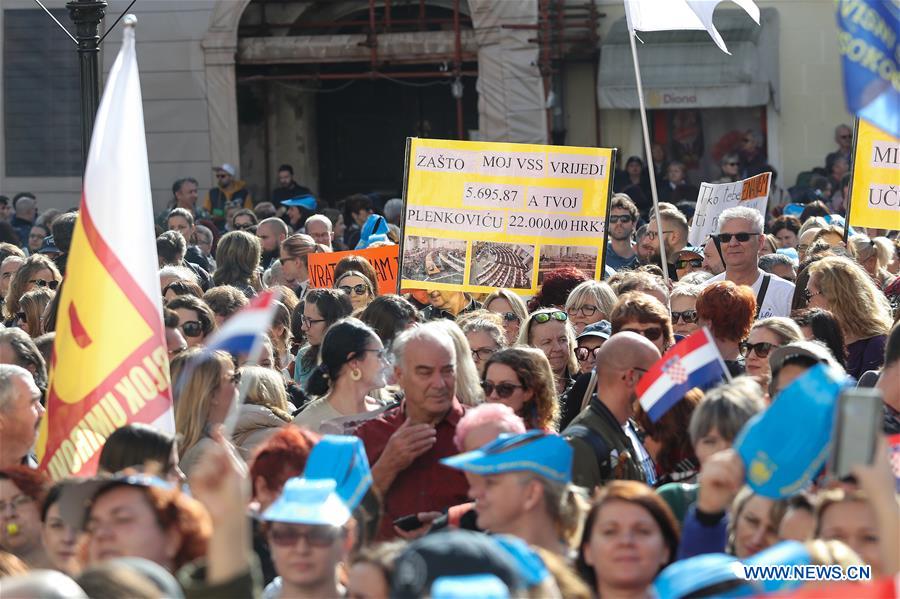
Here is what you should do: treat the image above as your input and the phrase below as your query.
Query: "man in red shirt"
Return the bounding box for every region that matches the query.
[356,323,469,539]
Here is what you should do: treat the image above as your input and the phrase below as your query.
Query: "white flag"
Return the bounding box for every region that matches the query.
[624,0,760,54]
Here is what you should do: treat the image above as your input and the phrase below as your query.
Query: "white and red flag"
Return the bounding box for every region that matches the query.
[38,21,173,479]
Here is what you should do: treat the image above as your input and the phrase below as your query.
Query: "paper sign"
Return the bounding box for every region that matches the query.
[848,120,900,232]
[307,245,400,295]
[400,138,616,294]
[688,172,771,246]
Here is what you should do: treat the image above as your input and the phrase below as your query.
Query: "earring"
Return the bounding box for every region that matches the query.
[350,368,362,381]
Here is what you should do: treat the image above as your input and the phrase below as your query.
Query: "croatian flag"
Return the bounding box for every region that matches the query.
[637,328,728,422]
[204,289,281,358]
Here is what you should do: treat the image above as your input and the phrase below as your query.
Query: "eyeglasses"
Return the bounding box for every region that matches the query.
[645,230,673,241]
[609,214,634,224]
[500,312,520,323]
[567,304,600,318]
[234,222,255,231]
[180,320,204,338]
[575,346,602,362]
[739,341,777,358]
[0,494,33,514]
[717,232,759,244]
[674,259,703,269]
[471,347,497,361]
[481,381,525,398]
[300,315,326,327]
[339,284,369,296]
[268,525,341,548]
[532,310,567,324]
[670,310,698,324]
[621,326,663,341]
[29,279,59,290]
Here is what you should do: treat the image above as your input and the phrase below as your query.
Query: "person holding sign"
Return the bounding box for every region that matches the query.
[704,207,794,319]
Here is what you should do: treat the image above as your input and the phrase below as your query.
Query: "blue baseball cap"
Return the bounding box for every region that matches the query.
[782,203,805,218]
[355,213,389,250]
[431,574,509,599]
[743,540,811,593]
[491,535,550,587]
[776,247,799,263]
[576,319,611,342]
[441,431,573,484]
[735,364,847,498]
[652,553,752,599]
[261,478,350,526]
[281,194,317,211]
[303,435,372,511]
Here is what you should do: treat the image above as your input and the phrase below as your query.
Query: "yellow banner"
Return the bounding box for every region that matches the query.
[848,120,900,232]
[400,138,615,295]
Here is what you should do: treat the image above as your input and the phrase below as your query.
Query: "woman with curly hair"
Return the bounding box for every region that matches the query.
[481,347,559,431]
[696,281,757,376]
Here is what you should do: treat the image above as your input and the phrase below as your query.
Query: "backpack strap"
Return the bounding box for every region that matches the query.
[565,424,612,476]
[755,274,771,319]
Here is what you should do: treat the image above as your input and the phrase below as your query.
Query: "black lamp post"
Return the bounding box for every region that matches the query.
[66,0,107,165]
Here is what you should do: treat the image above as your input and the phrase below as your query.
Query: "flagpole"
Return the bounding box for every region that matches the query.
[841,117,860,244]
[627,30,670,289]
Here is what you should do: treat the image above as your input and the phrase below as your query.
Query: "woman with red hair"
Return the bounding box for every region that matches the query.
[0,466,50,568]
[696,281,757,376]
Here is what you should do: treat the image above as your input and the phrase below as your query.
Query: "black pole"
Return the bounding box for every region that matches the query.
[67,0,107,169]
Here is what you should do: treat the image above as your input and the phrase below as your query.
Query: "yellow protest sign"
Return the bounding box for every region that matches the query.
[847,119,900,232]
[400,138,615,294]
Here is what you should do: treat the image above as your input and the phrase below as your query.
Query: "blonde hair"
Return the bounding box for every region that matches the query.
[849,235,893,270]
[18,288,54,338]
[520,474,588,549]
[808,256,892,339]
[281,233,326,267]
[483,288,528,323]
[564,280,617,319]
[750,317,803,345]
[670,282,702,300]
[174,349,234,454]
[428,319,484,406]
[798,216,829,238]
[241,365,292,421]
[812,225,845,245]
[4,254,59,320]
[518,308,578,375]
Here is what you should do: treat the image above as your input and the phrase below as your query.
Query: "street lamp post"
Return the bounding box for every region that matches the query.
[67,0,107,165]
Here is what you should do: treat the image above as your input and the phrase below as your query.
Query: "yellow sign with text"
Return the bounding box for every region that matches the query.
[400,138,615,295]
[848,120,900,232]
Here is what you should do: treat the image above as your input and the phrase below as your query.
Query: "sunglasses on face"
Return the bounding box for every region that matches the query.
[567,304,600,318]
[675,259,703,269]
[234,222,254,231]
[501,312,520,323]
[716,232,756,244]
[739,341,776,358]
[670,310,698,324]
[481,381,525,399]
[575,346,601,362]
[533,310,567,324]
[268,525,341,548]
[339,284,369,296]
[622,326,663,341]
[29,279,58,290]
[609,214,634,224]
[180,320,204,338]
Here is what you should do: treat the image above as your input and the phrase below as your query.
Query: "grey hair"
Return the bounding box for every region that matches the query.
[717,206,764,235]
[303,214,332,232]
[0,329,46,392]
[758,253,796,273]
[460,317,507,351]
[750,317,803,345]
[564,280,617,318]
[0,364,37,411]
[678,271,713,285]
[383,198,404,225]
[670,282,703,300]
[262,260,284,287]
[158,265,198,286]
[688,376,765,444]
[392,321,456,368]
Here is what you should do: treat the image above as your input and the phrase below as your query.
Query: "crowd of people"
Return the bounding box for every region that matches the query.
[0,141,898,598]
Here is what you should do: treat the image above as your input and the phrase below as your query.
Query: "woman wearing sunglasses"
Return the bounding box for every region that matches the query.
[483,288,528,345]
[517,308,578,395]
[564,280,616,335]
[669,283,702,339]
[610,292,674,354]
[16,287,54,338]
[334,270,376,312]
[165,295,216,349]
[295,318,393,435]
[740,317,803,391]
[3,254,59,326]
[481,347,559,431]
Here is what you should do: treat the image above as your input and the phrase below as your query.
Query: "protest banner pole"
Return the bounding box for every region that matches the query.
[627,28,670,287]
[841,117,861,244]
[599,149,618,277]
[397,138,412,294]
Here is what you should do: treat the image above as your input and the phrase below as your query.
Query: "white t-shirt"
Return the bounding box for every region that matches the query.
[706,269,795,318]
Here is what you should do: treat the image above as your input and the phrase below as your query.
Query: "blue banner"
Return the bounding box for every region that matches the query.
[835,0,900,138]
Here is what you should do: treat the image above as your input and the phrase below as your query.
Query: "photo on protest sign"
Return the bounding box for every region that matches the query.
[307,245,400,295]
[399,138,615,294]
[468,242,535,290]
[537,245,598,285]
[687,172,771,247]
[400,235,466,285]
[847,119,900,232]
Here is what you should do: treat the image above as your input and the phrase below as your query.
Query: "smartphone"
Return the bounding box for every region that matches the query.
[829,388,883,480]
[393,514,424,532]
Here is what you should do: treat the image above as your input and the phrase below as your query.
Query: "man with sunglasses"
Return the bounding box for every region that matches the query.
[646,209,689,281]
[605,194,639,271]
[704,207,794,318]
[204,163,252,229]
[563,332,660,490]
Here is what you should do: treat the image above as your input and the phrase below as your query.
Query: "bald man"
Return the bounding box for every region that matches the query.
[563,332,661,490]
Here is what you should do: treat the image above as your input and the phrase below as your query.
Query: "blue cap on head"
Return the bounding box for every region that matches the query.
[652,553,752,599]
[261,478,350,526]
[577,319,611,341]
[281,194,317,212]
[743,540,812,593]
[775,247,799,263]
[782,203,805,218]
[303,435,372,511]
[491,535,550,587]
[431,574,510,599]
[355,213,389,249]
[441,431,573,484]
[736,364,848,498]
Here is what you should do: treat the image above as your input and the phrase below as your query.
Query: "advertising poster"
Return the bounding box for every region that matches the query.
[688,172,771,246]
[399,138,616,295]
[847,119,900,232]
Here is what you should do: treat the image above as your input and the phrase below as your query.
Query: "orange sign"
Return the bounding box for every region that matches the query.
[307,245,400,295]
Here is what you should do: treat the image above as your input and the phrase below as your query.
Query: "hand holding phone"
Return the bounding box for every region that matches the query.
[828,388,884,481]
